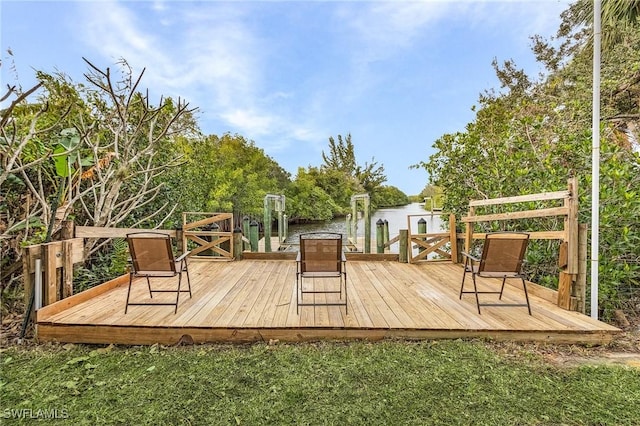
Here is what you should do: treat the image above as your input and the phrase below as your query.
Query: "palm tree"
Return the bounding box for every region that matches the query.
[569,0,640,48]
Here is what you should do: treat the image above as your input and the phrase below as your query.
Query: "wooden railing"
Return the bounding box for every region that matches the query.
[460,177,583,311]
[407,214,458,264]
[24,212,235,308]
[22,238,84,309]
[182,212,234,261]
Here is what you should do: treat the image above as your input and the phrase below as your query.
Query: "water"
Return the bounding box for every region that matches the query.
[286,203,445,253]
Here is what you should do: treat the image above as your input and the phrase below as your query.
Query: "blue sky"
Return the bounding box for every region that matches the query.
[1,0,570,195]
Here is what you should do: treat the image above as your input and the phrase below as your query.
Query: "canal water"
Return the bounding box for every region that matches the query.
[286,203,445,253]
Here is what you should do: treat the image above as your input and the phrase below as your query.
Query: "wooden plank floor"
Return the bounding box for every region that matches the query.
[36,260,620,345]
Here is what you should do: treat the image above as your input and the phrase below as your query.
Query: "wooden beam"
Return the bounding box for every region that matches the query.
[398,230,408,263]
[182,213,233,231]
[458,231,565,241]
[409,232,450,239]
[449,214,458,264]
[44,244,58,305]
[557,271,573,310]
[62,240,74,298]
[26,239,84,270]
[460,206,569,223]
[558,241,568,268]
[464,206,475,253]
[22,246,34,306]
[75,226,176,239]
[469,190,570,207]
[565,176,579,274]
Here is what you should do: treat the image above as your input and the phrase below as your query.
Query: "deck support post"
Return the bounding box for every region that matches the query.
[243,216,250,250]
[233,227,243,260]
[449,214,458,264]
[558,177,579,310]
[250,221,259,252]
[418,218,426,255]
[399,230,408,263]
[264,198,272,253]
[376,219,384,254]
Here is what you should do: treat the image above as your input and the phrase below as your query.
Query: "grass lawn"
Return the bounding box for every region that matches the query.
[1,340,639,425]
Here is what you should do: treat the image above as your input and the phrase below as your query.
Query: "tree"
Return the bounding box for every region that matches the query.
[1,58,198,264]
[371,186,408,207]
[559,0,640,50]
[322,134,357,174]
[172,133,291,221]
[320,133,387,209]
[285,167,338,222]
[415,2,639,318]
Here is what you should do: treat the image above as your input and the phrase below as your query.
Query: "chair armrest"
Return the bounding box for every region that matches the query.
[461,251,480,262]
[175,251,191,262]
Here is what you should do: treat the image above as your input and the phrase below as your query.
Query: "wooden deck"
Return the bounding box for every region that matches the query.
[36,259,620,345]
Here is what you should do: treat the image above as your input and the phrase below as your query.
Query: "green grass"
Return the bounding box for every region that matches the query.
[1,340,639,425]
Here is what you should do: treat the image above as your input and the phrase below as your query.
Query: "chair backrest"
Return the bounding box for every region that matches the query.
[127,232,176,275]
[479,232,529,274]
[299,233,343,273]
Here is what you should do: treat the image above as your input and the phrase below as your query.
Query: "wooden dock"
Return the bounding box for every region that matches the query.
[36,259,619,346]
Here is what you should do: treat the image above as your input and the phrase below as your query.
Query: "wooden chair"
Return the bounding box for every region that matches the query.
[296,233,347,314]
[125,232,192,314]
[460,232,531,315]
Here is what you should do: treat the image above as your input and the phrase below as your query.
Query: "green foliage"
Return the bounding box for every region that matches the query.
[285,167,340,221]
[322,134,357,173]
[2,341,639,425]
[372,185,409,207]
[73,239,129,293]
[163,133,291,225]
[416,4,640,318]
[311,133,391,214]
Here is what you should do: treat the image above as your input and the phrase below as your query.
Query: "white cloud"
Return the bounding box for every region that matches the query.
[74,0,570,164]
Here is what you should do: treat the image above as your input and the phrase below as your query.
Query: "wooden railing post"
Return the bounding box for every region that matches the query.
[62,240,74,298]
[176,226,184,254]
[43,243,58,305]
[243,216,250,250]
[464,206,475,253]
[449,214,458,264]
[558,177,579,310]
[22,246,34,307]
[233,227,243,260]
[250,221,259,252]
[398,230,408,263]
[418,218,426,254]
[60,220,75,240]
[566,176,579,274]
[376,219,385,254]
[264,198,272,253]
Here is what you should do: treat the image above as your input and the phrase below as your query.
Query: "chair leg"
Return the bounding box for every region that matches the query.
[499,277,507,300]
[472,274,481,315]
[174,273,182,314]
[522,278,532,315]
[146,276,153,298]
[460,257,469,299]
[125,273,134,314]
[344,271,348,315]
[183,259,192,298]
[296,273,300,315]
